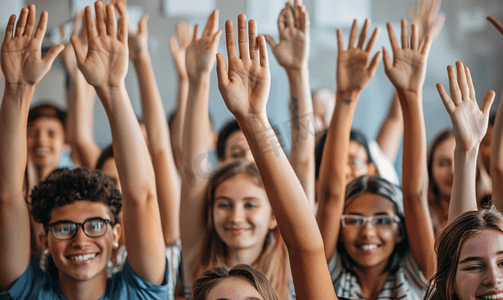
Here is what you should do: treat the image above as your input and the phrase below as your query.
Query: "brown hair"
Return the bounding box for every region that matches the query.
[425,206,503,300]
[191,160,290,299]
[192,264,279,300]
[427,128,455,205]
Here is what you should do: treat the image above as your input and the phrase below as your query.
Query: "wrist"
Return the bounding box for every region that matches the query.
[235,112,269,133]
[455,144,480,156]
[132,51,151,65]
[4,83,36,96]
[94,83,127,107]
[188,75,210,87]
[286,66,309,80]
[336,90,360,102]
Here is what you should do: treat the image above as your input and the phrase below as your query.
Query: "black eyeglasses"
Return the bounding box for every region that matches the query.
[48,217,112,240]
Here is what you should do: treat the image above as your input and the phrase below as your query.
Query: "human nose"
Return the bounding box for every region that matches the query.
[483,265,503,287]
[359,217,377,238]
[70,225,92,247]
[230,206,246,223]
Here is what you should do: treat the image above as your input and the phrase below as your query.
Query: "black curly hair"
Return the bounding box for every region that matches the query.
[31,168,122,229]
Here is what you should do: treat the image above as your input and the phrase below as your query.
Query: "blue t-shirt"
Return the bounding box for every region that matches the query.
[0,257,170,300]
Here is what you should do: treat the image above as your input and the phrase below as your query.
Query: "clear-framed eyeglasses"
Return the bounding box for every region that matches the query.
[341,214,401,228]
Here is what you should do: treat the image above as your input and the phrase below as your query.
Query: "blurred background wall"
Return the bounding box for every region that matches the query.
[0,0,502,174]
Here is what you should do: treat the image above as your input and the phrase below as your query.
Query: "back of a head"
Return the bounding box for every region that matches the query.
[425,206,503,300]
[192,264,279,300]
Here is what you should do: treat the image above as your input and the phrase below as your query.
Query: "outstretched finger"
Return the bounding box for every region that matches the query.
[348,19,358,49]
[216,53,229,88]
[386,23,399,52]
[284,1,295,28]
[95,1,107,36]
[292,0,300,27]
[70,35,85,65]
[24,4,37,37]
[446,65,461,105]
[138,15,149,35]
[15,7,29,38]
[455,61,470,101]
[72,10,84,38]
[368,50,381,76]
[237,14,249,60]
[401,20,409,49]
[34,11,49,41]
[106,4,117,37]
[4,15,16,41]
[420,36,432,55]
[202,10,219,38]
[249,19,258,61]
[487,16,503,35]
[481,91,496,115]
[225,20,238,60]
[436,83,456,113]
[382,47,392,71]
[300,6,309,33]
[258,35,269,67]
[43,44,65,68]
[192,24,199,42]
[278,8,286,32]
[464,66,476,100]
[365,27,380,52]
[410,24,418,50]
[357,19,369,49]
[336,29,344,54]
[116,0,128,42]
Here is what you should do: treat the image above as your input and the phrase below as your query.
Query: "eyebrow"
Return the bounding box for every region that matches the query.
[214,196,261,202]
[458,251,503,264]
[216,298,262,300]
[346,212,392,216]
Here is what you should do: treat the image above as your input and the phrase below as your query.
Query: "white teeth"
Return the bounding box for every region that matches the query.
[360,245,378,251]
[481,293,503,300]
[70,253,96,262]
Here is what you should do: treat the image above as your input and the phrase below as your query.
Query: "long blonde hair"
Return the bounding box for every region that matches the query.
[191,160,290,299]
[425,206,503,300]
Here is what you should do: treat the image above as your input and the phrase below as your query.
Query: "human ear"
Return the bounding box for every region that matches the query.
[395,225,405,244]
[112,223,122,244]
[268,214,278,230]
[39,232,49,251]
[367,163,379,176]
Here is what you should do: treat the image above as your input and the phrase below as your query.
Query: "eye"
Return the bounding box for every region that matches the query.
[48,130,56,138]
[87,220,104,232]
[465,265,483,271]
[373,216,393,226]
[245,202,257,209]
[217,202,231,209]
[27,129,38,137]
[345,216,364,226]
[439,160,451,167]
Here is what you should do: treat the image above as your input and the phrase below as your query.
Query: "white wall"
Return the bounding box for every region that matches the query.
[1,0,502,156]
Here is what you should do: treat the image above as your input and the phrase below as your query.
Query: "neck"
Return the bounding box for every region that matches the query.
[225,244,263,267]
[59,270,107,300]
[355,262,390,300]
[34,165,56,183]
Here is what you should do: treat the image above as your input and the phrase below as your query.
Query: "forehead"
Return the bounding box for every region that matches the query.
[49,200,111,224]
[459,229,503,261]
[433,137,455,158]
[28,117,64,132]
[344,193,396,215]
[206,276,264,300]
[225,131,249,151]
[215,174,267,202]
[348,140,367,158]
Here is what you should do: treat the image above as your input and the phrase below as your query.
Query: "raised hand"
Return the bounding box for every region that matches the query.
[336,19,380,94]
[216,14,270,119]
[436,62,495,152]
[128,15,149,62]
[265,0,309,72]
[487,16,503,35]
[170,22,193,80]
[408,0,445,41]
[1,4,64,86]
[185,10,222,80]
[71,1,129,89]
[383,20,432,95]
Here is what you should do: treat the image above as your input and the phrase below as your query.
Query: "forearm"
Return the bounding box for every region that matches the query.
[491,99,503,211]
[376,92,403,162]
[287,67,315,207]
[181,76,212,185]
[171,77,189,173]
[133,52,181,246]
[0,84,34,290]
[448,148,479,221]
[316,90,359,260]
[237,113,324,252]
[69,71,101,169]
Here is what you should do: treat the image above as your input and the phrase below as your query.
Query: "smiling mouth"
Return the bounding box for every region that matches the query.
[357,244,380,251]
[67,253,97,262]
[478,293,503,300]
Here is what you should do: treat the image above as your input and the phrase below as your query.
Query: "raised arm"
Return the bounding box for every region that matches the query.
[0,5,63,290]
[61,12,101,169]
[488,16,503,211]
[383,20,435,279]
[71,1,165,284]
[179,10,222,284]
[316,19,381,261]
[264,0,315,206]
[216,14,338,300]
[169,22,192,173]
[436,62,494,219]
[129,14,180,246]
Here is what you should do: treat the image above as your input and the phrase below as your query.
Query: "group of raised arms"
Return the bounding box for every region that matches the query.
[0,0,502,299]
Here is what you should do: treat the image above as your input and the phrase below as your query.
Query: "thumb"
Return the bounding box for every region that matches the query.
[43,44,65,67]
[382,47,392,71]
[138,15,149,35]
[264,35,277,49]
[481,90,496,116]
[216,53,229,89]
